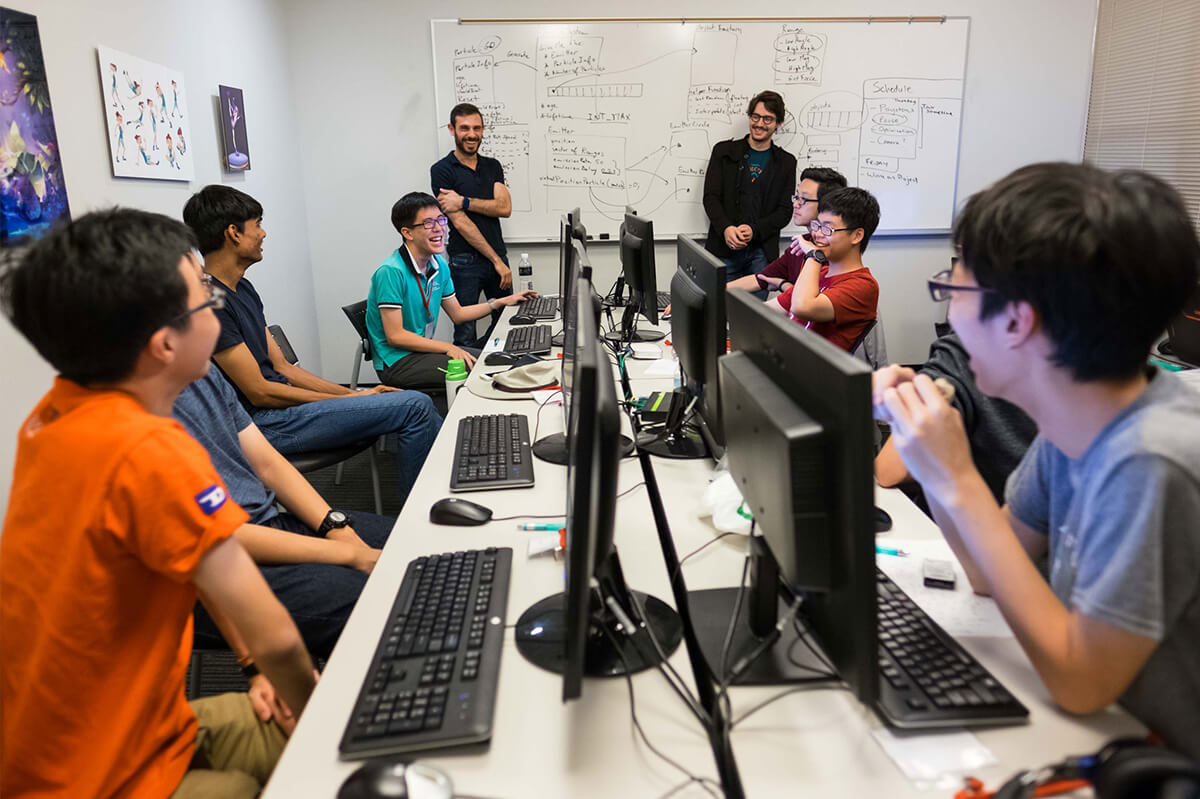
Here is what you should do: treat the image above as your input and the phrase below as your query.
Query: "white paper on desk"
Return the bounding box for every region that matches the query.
[876,538,1013,638]
[872,728,997,790]
[643,357,681,377]
[481,337,505,355]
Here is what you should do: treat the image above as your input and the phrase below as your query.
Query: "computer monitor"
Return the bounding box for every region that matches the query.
[534,241,591,465]
[516,276,682,699]
[688,289,877,705]
[605,212,665,344]
[641,237,729,461]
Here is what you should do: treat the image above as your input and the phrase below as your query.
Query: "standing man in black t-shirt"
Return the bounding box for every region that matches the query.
[702,90,797,283]
[430,102,512,348]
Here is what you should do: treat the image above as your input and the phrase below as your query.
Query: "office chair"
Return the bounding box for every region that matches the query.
[341,300,447,415]
[266,324,383,514]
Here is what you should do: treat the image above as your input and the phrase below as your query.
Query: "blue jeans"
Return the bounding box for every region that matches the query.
[193,511,394,659]
[720,246,769,283]
[250,391,440,508]
[448,251,512,347]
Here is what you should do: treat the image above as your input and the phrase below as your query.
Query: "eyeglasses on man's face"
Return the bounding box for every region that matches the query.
[408,215,450,233]
[808,220,852,238]
[175,274,226,321]
[926,265,998,302]
[792,192,818,206]
[748,112,777,125]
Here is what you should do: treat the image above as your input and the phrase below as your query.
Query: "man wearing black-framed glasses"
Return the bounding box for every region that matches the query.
[874,162,1200,759]
[702,89,797,283]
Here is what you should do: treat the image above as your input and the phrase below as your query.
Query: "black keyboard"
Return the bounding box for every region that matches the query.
[657,290,670,312]
[874,569,1029,729]
[340,547,512,759]
[521,296,559,319]
[450,414,535,492]
[504,324,553,355]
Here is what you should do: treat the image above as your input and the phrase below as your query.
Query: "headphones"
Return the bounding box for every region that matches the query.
[1092,739,1200,799]
[961,738,1200,799]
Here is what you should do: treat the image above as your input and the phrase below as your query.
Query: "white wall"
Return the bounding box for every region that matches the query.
[0,0,318,510]
[280,0,1099,377]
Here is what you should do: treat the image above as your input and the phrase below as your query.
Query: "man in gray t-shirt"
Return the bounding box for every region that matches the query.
[874,163,1200,759]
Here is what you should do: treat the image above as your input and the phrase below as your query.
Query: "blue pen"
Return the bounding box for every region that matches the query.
[876,545,908,557]
[519,523,562,531]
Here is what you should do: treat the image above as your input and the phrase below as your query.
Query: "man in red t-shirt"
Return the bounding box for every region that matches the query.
[772,186,881,352]
[0,210,316,798]
[726,166,847,296]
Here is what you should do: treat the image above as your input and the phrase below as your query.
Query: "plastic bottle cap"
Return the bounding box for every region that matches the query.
[445,358,469,379]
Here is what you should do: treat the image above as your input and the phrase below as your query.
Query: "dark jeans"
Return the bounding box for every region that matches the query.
[720,246,769,282]
[382,349,482,391]
[449,251,511,347]
[193,511,394,660]
[250,391,440,509]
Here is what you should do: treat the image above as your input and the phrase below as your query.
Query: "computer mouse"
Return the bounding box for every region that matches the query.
[337,760,453,799]
[510,314,535,325]
[484,352,516,366]
[874,506,893,533]
[429,497,493,526]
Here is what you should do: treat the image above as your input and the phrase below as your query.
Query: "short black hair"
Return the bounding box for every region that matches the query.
[818,187,880,253]
[954,161,1200,382]
[182,185,263,255]
[746,90,785,123]
[799,166,848,201]
[449,102,483,127]
[0,208,197,385]
[391,192,441,234]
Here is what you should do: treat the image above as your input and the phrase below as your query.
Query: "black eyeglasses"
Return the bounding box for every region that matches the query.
[927,268,996,302]
[748,113,777,125]
[406,216,450,233]
[808,220,852,238]
[792,193,818,206]
[175,274,226,321]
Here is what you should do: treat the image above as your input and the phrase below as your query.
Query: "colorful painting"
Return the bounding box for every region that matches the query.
[97,45,193,181]
[219,85,250,171]
[0,7,70,245]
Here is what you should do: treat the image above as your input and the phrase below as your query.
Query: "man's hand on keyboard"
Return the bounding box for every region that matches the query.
[503,289,539,305]
[448,345,477,369]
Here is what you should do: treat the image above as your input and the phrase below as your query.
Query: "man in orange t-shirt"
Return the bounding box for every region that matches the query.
[0,210,316,798]
[772,186,880,352]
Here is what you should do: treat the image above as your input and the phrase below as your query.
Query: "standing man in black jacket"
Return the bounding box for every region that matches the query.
[702,90,798,282]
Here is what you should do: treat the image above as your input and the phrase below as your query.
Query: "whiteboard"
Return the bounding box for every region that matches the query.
[431,18,969,240]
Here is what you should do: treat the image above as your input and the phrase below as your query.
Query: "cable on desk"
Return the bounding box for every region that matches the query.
[729,680,845,729]
[489,513,566,521]
[669,532,740,585]
[531,389,562,444]
[625,587,713,730]
[616,481,645,500]
[599,623,724,799]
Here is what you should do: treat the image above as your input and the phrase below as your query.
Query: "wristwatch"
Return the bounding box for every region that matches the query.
[487,298,497,311]
[462,196,471,212]
[317,509,354,536]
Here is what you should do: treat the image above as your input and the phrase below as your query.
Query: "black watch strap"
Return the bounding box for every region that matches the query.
[318,509,353,535]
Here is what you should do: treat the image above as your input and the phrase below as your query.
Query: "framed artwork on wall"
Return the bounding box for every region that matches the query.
[218,84,250,171]
[0,6,70,245]
[97,45,193,181]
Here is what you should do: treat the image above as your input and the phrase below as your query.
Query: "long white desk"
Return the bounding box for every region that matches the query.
[264,308,1143,798]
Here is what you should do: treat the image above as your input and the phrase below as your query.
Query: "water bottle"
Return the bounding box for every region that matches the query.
[443,358,469,408]
[518,252,534,292]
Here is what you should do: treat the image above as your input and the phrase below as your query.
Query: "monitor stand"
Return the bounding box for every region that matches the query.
[638,428,709,460]
[533,433,634,465]
[603,302,665,344]
[688,539,833,684]
[515,555,682,678]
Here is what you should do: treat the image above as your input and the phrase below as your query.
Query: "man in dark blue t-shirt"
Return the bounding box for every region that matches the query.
[182,185,441,507]
[430,102,512,348]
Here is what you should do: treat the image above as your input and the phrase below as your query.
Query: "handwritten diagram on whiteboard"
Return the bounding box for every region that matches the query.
[431,19,969,239]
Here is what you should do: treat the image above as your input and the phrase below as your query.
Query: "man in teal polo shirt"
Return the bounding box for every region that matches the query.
[368,191,535,392]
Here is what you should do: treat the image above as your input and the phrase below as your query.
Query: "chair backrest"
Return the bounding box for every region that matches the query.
[267,324,299,365]
[850,310,888,371]
[342,300,373,362]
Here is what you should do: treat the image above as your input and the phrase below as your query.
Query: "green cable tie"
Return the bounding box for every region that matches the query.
[736,501,753,520]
